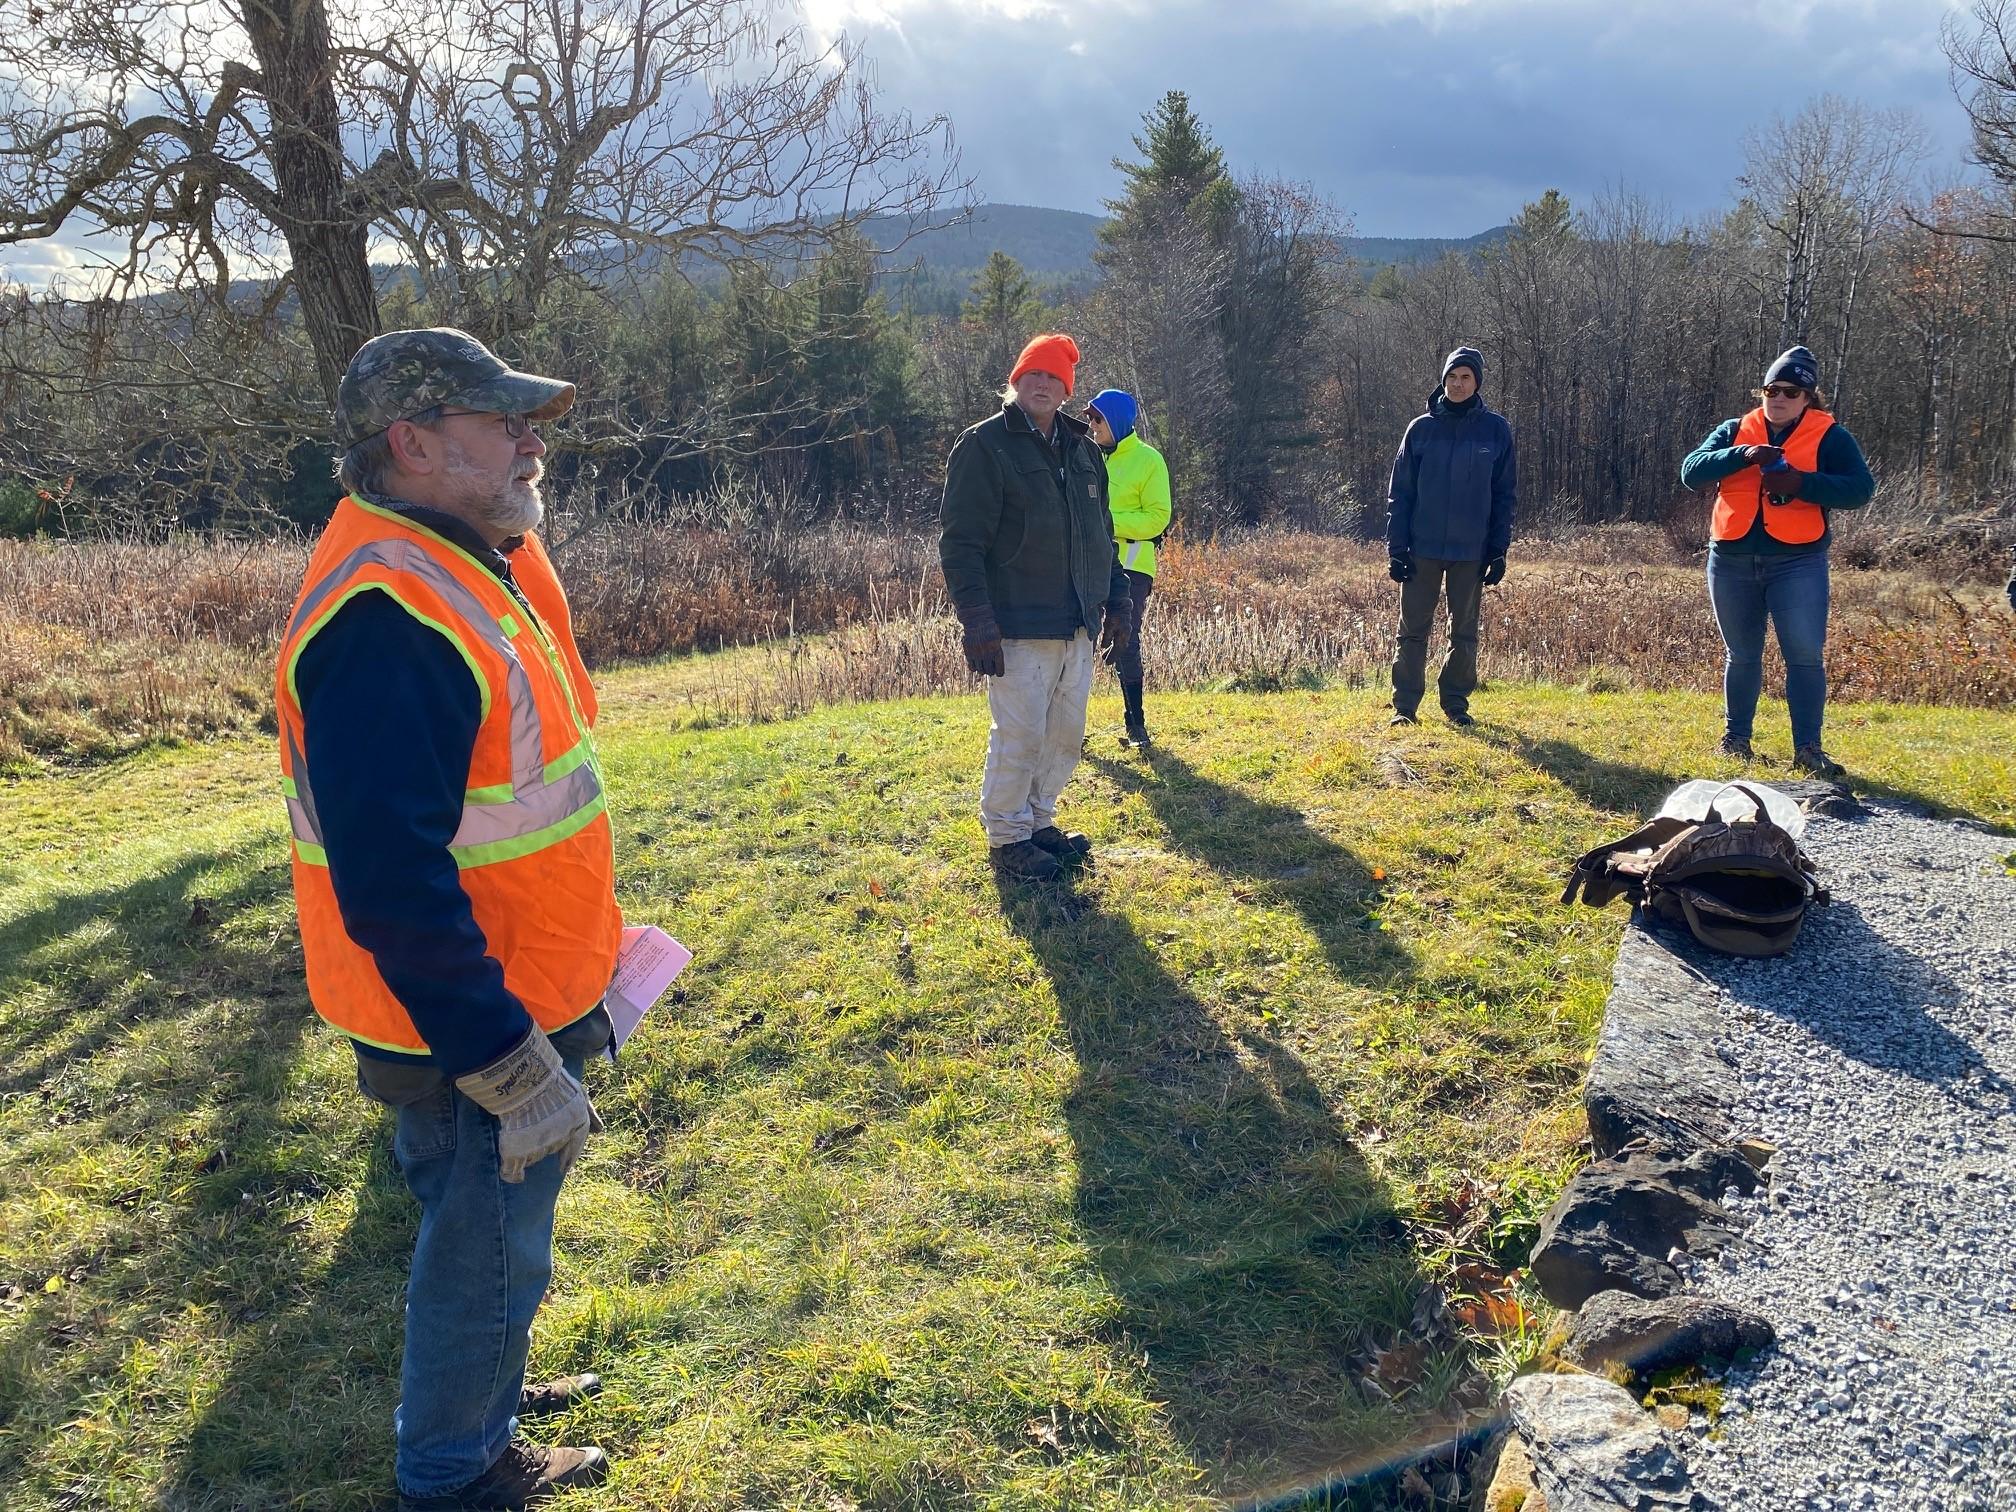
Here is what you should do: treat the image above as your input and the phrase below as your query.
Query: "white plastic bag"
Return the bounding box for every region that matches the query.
[1654,778,1806,840]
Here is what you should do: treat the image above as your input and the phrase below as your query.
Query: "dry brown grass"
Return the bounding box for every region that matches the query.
[4,523,2011,769]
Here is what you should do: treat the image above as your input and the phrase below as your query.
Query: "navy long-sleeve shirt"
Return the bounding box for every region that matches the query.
[293,511,536,1078]
[1679,411,1874,556]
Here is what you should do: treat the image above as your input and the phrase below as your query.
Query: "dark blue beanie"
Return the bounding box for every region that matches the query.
[1764,346,1819,392]
[1087,388,1138,443]
[1441,347,1484,387]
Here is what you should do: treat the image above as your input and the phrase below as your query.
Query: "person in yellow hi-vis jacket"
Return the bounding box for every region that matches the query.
[1086,389,1171,746]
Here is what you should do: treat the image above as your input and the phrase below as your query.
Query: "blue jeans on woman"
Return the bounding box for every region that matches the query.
[382,1058,581,1497]
[1706,547,1830,750]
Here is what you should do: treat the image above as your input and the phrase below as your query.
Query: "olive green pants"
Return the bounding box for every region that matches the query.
[1391,557,1484,717]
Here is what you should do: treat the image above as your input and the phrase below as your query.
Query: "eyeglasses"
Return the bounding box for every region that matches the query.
[437,408,533,438]
[1758,384,1807,401]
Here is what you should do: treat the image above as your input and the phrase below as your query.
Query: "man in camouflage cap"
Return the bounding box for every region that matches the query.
[284,328,620,1508]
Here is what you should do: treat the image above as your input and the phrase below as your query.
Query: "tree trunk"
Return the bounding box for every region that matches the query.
[240,0,381,408]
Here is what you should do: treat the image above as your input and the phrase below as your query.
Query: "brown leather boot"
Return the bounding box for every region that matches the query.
[399,1440,609,1510]
[517,1372,601,1419]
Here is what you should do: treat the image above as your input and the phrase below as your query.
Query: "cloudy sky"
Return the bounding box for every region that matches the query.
[805,0,1979,236]
[2,0,1982,288]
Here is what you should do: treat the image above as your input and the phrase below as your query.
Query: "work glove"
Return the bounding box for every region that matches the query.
[1388,551,1417,583]
[958,607,1005,678]
[455,1026,600,1184]
[1480,555,1508,587]
[1099,605,1134,662]
[1743,444,1784,468]
[1761,463,1807,500]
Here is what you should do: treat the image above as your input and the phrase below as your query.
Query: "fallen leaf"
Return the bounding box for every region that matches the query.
[1371,867,1387,881]
[867,878,886,899]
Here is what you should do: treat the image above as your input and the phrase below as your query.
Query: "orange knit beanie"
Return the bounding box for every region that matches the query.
[1010,332,1081,395]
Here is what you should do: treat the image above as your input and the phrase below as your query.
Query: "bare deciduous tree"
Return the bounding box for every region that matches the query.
[1,0,962,408]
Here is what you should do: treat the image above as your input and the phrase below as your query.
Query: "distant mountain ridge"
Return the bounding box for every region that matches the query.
[862,202,1510,283]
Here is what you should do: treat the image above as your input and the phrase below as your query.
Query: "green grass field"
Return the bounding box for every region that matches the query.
[0,672,2009,1510]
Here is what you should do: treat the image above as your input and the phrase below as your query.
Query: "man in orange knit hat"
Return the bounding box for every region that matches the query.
[939,332,1134,882]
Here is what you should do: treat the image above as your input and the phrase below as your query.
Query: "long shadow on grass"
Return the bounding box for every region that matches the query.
[0,845,409,1508]
[1475,732,1678,818]
[996,872,1457,1506]
[1086,750,1414,991]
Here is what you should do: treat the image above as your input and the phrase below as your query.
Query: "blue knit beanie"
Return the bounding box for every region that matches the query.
[1086,388,1138,443]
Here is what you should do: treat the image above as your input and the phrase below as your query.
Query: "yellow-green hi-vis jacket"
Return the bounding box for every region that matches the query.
[1106,432,1173,577]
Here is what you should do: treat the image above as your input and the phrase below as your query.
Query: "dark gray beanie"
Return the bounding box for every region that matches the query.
[1764,346,1819,392]
[1441,346,1484,387]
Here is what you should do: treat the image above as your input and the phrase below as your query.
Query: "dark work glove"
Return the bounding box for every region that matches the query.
[1744,444,1784,468]
[2007,568,2016,613]
[1099,606,1133,662]
[1388,551,1416,584]
[958,608,1005,678]
[1480,555,1507,587]
[1761,464,1807,501]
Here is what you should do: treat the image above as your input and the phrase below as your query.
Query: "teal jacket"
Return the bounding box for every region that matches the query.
[1105,433,1173,577]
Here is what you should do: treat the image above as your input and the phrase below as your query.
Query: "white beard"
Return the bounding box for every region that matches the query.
[442,440,545,536]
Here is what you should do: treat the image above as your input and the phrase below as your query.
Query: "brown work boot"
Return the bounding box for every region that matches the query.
[990,839,1062,882]
[518,1372,601,1419]
[399,1440,609,1510]
[1792,745,1845,779]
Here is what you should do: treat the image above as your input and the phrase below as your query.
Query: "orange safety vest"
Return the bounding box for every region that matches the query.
[1711,407,1834,545]
[275,496,623,1055]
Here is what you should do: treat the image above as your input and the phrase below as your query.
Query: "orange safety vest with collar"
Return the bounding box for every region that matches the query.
[275,495,623,1055]
[1711,407,1833,546]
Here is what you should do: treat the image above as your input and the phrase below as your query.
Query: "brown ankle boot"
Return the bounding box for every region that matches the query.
[399,1440,610,1510]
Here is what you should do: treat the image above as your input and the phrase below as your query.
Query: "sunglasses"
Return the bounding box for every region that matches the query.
[437,407,533,438]
[1758,384,1808,401]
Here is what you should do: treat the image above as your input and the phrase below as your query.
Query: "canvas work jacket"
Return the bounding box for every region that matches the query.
[939,402,1131,639]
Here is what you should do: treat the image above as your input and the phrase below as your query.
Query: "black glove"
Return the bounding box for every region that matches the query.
[1388,551,1416,583]
[2006,568,2016,613]
[1099,606,1134,662]
[959,608,1005,678]
[1761,464,1807,501]
[1744,444,1784,468]
[1480,555,1507,587]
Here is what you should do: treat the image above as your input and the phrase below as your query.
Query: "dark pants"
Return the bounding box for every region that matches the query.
[1113,569,1153,689]
[1391,557,1483,716]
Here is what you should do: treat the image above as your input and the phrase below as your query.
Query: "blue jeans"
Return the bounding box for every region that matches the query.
[385,1060,580,1497]
[1706,547,1830,749]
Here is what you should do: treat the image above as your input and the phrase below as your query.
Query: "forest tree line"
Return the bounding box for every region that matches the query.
[6,0,2016,546]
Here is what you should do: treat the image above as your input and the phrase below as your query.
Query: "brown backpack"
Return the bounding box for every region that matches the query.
[1561,783,1828,957]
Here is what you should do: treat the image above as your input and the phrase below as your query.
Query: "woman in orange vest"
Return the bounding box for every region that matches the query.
[1680,347,1874,777]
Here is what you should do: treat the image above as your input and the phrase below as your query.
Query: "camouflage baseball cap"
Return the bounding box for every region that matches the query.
[336,327,576,447]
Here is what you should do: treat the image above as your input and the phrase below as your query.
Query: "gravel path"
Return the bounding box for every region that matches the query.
[1673,801,2016,1511]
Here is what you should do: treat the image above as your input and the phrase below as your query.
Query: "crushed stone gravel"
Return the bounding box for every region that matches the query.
[1664,800,2016,1511]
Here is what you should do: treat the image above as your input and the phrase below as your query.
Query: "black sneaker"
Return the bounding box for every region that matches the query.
[518,1372,602,1419]
[1443,708,1475,727]
[990,839,1062,882]
[1030,826,1092,860]
[400,1441,609,1510]
[1719,734,1754,760]
[1123,716,1152,747]
[1792,745,1845,779]
[1389,711,1418,726]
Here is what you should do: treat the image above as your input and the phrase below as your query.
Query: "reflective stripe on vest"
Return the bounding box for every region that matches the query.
[278,538,605,870]
[1712,407,1833,545]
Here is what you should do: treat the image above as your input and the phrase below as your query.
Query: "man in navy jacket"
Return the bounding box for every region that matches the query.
[1385,346,1517,726]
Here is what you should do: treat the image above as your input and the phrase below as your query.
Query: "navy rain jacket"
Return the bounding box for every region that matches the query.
[1385,390,1517,562]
